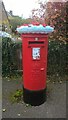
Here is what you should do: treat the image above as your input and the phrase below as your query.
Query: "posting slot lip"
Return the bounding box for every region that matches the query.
[28,41,45,47]
[28,41,44,44]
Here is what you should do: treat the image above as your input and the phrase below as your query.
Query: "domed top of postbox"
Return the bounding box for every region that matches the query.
[16,24,54,34]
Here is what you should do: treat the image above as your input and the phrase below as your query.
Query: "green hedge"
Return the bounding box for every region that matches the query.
[47,40,67,76]
[2,37,67,77]
[2,37,22,77]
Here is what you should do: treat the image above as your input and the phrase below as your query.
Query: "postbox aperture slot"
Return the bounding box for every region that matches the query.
[29,41,44,44]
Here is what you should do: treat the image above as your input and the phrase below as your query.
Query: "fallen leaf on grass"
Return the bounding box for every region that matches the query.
[26,104,32,107]
[7,80,10,82]
[26,104,29,107]
[17,114,21,116]
[53,81,55,84]
[2,109,6,112]
[59,81,62,84]
[24,111,26,112]
[47,80,50,83]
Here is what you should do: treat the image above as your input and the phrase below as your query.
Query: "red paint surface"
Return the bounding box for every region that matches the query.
[21,33,48,91]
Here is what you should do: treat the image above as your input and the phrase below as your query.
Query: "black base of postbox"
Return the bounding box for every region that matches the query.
[23,87,47,106]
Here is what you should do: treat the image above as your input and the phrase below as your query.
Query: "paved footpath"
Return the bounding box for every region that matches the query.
[0,76,2,120]
[2,78,66,118]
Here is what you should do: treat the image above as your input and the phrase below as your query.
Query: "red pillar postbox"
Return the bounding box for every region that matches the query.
[17,24,54,106]
[21,33,48,106]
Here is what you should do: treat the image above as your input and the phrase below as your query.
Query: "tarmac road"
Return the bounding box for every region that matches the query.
[2,78,66,118]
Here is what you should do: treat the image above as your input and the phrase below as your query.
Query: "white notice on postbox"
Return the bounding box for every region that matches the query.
[32,48,40,60]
